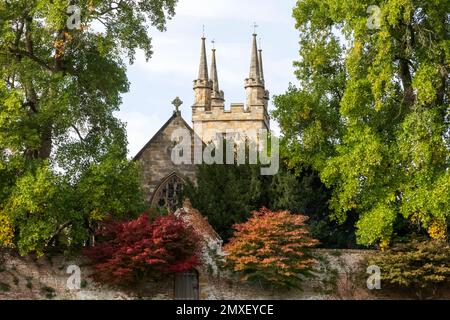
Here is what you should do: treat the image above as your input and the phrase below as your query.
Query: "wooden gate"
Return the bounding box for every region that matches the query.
[174,270,199,300]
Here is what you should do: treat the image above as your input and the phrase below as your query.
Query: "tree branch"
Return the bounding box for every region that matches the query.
[13,20,25,49]
[46,221,73,247]
[25,16,34,55]
[71,125,85,142]
[92,0,126,17]
[8,47,54,72]
[22,101,37,113]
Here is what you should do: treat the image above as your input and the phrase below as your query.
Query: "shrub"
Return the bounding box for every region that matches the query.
[369,239,450,298]
[224,208,319,289]
[41,286,56,299]
[186,161,357,247]
[80,279,88,289]
[0,282,10,292]
[26,277,33,289]
[83,214,200,287]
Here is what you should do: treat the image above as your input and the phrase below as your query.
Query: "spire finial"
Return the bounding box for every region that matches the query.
[202,25,205,38]
[211,39,215,50]
[197,35,208,80]
[253,22,258,35]
[172,97,183,113]
[210,43,220,96]
[258,41,265,84]
[249,31,261,82]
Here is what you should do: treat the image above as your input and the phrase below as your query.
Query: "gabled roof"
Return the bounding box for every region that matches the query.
[175,199,222,243]
[133,111,194,161]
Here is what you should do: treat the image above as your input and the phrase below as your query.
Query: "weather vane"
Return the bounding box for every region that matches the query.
[211,39,216,49]
[172,97,183,113]
[202,25,205,38]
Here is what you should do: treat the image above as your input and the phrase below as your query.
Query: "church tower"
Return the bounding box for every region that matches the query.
[193,37,213,111]
[244,34,269,111]
[192,34,270,143]
[210,44,225,109]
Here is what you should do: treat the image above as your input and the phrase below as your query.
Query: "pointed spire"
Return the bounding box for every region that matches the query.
[258,40,265,84]
[249,33,261,83]
[198,37,209,80]
[210,47,220,95]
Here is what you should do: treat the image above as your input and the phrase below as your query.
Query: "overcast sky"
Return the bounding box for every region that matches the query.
[116,0,299,158]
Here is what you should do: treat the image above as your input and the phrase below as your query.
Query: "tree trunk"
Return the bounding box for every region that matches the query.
[399,59,415,109]
[38,127,53,159]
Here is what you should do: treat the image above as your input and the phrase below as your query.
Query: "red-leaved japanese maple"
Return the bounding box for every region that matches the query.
[83,214,200,286]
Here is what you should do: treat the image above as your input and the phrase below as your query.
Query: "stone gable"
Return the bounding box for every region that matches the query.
[134,111,197,204]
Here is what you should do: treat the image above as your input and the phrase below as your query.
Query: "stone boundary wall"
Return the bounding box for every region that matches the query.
[0,248,441,300]
[201,249,376,300]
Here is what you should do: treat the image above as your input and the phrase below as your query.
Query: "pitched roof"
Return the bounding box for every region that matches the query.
[132,111,194,161]
[175,199,222,243]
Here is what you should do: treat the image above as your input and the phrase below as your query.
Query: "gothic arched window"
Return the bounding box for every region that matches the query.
[151,173,184,212]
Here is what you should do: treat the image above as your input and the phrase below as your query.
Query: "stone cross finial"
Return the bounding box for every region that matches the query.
[172,97,183,113]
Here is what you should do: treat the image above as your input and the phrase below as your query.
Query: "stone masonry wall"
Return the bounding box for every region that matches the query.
[136,113,197,203]
[4,248,449,300]
[192,102,270,143]
[0,249,389,300]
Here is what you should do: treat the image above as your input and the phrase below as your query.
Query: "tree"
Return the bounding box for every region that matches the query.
[185,163,262,241]
[0,1,178,253]
[0,154,145,255]
[83,213,200,287]
[224,208,319,289]
[186,161,357,247]
[273,0,449,247]
[285,169,358,248]
[369,238,450,299]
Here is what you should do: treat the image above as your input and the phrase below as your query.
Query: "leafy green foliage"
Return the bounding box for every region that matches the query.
[41,286,56,299]
[369,239,450,298]
[0,282,11,292]
[273,0,450,246]
[0,156,145,255]
[185,163,262,241]
[283,170,358,248]
[0,1,177,253]
[186,162,357,247]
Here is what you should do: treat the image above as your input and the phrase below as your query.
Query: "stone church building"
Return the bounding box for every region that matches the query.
[133,33,271,213]
[132,33,271,299]
[130,34,270,299]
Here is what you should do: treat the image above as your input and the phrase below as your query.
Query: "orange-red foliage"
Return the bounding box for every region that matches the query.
[224,207,319,288]
[84,214,200,286]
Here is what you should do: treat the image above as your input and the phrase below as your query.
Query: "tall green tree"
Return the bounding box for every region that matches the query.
[185,163,262,241]
[186,161,356,247]
[273,0,449,247]
[0,0,178,254]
